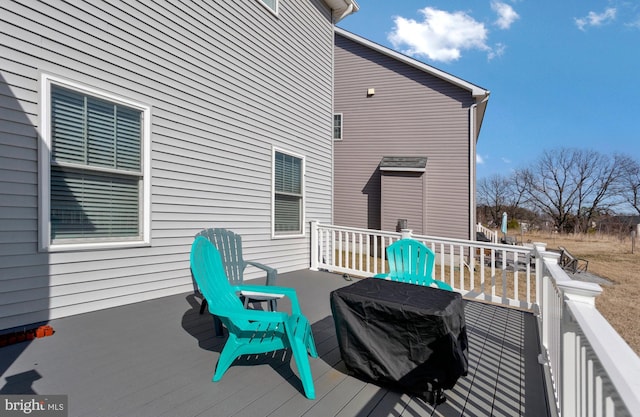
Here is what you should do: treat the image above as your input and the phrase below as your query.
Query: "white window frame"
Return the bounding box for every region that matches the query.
[271,147,305,239]
[333,113,343,140]
[39,73,151,252]
[257,0,279,15]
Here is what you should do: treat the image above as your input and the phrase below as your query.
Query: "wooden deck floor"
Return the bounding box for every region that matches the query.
[0,270,551,417]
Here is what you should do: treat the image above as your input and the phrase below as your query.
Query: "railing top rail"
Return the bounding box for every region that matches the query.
[314,223,401,239]
[565,299,640,415]
[539,252,640,416]
[414,234,534,253]
[315,222,534,254]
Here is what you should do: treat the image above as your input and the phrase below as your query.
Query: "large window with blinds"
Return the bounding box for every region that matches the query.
[272,149,305,237]
[40,76,150,250]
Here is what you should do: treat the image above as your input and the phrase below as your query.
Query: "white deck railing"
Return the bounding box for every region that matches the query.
[476,222,499,243]
[535,246,640,417]
[310,221,535,309]
[309,221,640,417]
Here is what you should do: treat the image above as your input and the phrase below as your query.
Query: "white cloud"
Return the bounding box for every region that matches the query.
[501,157,512,164]
[492,1,520,29]
[388,7,490,63]
[575,8,617,31]
[488,43,506,60]
[477,154,485,164]
[626,15,640,29]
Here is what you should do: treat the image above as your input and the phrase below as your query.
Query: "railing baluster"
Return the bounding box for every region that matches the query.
[381,236,386,274]
[457,245,464,290]
[338,231,343,268]
[513,251,519,301]
[479,248,485,293]
[436,242,443,282]
[491,249,496,298]
[373,235,378,275]
[353,232,358,271]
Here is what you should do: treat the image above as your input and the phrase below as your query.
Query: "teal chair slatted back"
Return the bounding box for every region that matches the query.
[190,236,248,328]
[374,238,452,291]
[195,228,245,285]
[194,228,279,319]
[386,239,435,285]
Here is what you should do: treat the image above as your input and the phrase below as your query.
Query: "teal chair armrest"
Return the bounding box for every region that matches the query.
[234,285,302,315]
[373,273,389,279]
[245,260,278,286]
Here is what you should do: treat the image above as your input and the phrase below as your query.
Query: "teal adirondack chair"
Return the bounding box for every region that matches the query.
[190,236,318,400]
[195,228,281,335]
[373,238,453,291]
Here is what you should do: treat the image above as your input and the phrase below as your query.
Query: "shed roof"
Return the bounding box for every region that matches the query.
[379,156,427,172]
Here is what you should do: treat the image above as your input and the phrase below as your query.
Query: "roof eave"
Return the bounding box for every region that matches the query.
[325,0,360,23]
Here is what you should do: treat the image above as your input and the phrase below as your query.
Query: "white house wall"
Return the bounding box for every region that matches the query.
[0,0,335,330]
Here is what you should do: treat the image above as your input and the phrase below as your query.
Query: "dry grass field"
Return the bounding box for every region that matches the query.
[525,231,640,355]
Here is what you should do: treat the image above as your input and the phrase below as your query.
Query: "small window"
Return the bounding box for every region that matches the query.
[40,75,151,250]
[273,149,305,237]
[333,113,343,140]
[258,0,279,14]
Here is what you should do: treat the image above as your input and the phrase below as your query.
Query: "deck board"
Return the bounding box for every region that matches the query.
[1,270,551,417]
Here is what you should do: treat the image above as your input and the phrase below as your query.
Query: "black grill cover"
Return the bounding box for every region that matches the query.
[330,278,468,398]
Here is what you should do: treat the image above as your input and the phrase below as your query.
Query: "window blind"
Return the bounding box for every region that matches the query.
[50,85,142,241]
[274,151,302,233]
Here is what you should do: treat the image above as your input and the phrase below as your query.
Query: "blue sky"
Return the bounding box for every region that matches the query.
[338,1,640,179]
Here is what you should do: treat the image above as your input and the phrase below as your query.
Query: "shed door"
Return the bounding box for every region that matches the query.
[380,171,425,234]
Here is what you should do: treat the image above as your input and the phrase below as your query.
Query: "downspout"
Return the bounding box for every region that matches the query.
[330,24,336,225]
[469,103,477,241]
[469,95,489,240]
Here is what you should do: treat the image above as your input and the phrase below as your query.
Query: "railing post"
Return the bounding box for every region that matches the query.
[310,220,319,271]
[557,280,602,307]
[557,279,603,417]
[541,249,560,346]
[533,242,547,311]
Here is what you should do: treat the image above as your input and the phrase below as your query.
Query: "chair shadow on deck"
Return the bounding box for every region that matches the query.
[0,369,41,395]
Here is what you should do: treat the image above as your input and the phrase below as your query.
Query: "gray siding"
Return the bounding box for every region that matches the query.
[334,33,475,238]
[0,0,335,331]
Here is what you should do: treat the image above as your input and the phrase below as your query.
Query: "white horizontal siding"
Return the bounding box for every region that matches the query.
[0,0,334,330]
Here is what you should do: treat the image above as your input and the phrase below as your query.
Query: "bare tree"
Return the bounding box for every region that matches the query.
[520,148,623,232]
[508,169,530,213]
[617,155,640,215]
[477,174,511,226]
[521,148,578,232]
[572,150,623,233]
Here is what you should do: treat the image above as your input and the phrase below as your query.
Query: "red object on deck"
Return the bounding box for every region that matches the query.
[0,325,54,347]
